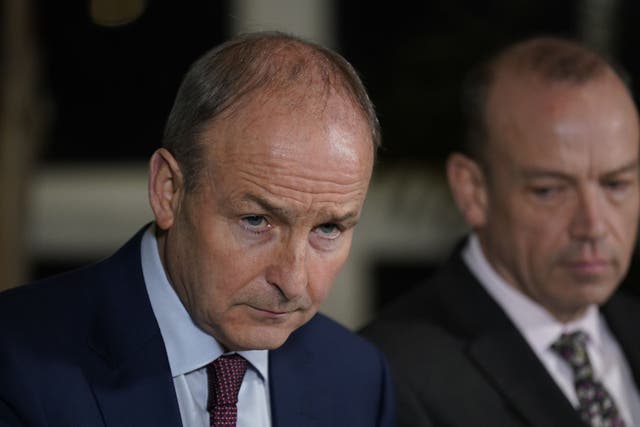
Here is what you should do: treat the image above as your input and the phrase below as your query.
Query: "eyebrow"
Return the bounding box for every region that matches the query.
[240,193,361,225]
[602,161,639,177]
[241,194,290,223]
[521,160,640,180]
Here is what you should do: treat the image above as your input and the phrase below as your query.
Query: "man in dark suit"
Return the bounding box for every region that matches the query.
[0,32,394,427]
[363,37,640,426]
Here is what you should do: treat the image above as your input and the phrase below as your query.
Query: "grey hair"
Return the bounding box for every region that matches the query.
[162,31,380,191]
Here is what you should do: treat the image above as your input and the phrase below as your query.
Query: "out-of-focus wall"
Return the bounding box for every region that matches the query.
[0,0,43,291]
[230,0,336,47]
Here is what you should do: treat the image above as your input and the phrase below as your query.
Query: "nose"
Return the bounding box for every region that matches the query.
[265,235,309,300]
[569,186,607,242]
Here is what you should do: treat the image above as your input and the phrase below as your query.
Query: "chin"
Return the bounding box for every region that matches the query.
[220,308,314,350]
[568,284,617,311]
[225,326,297,351]
[587,288,617,306]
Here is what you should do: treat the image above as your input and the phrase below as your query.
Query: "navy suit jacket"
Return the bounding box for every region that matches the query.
[362,242,640,427]
[0,228,395,427]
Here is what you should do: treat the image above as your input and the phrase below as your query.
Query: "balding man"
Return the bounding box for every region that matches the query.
[0,32,394,427]
[364,37,640,427]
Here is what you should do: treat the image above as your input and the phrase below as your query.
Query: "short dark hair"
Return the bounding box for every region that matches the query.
[461,36,626,165]
[162,31,380,191]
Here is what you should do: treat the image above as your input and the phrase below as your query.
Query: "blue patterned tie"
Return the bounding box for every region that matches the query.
[551,331,625,427]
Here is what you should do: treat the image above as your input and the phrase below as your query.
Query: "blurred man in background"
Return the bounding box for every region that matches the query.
[364,36,640,427]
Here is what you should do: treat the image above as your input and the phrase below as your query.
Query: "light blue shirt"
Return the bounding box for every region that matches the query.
[140,225,272,427]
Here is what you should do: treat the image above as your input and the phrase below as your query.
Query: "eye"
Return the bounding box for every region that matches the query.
[602,178,637,202]
[531,187,554,197]
[529,184,565,201]
[603,178,631,192]
[313,223,341,240]
[240,215,271,233]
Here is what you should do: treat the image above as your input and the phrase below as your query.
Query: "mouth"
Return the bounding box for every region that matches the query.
[246,305,296,320]
[564,259,610,276]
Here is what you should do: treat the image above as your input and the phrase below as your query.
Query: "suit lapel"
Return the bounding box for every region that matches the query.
[602,293,640,388]
[83,228,183,427]
[87,333,182,426]
[439,246,585,426]
[268,321,321,427]
[468,328,583,426]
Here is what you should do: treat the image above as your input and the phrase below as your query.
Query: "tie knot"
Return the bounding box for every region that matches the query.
[551,330,592,378]
[207,354,248,410]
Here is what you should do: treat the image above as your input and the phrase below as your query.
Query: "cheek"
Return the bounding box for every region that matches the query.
[307,245,351,305]
[610,213,639,270]
[496,207,567,274]
[186,232,266,305]
[521,220,567,268]
[613,204,640,241]
[209,248,267,296]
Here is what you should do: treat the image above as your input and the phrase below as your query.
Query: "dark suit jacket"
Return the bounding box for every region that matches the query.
[0,227,395,427]
[362,243,640,427]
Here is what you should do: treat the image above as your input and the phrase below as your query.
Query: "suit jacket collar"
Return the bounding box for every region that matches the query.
[602,292,640,389]
[435,243,587,426]
[268,319,320,427]
[85,226,183,426]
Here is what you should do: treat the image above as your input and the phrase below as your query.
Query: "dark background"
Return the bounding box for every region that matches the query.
[31,0,640,304]
[36,1,640,166]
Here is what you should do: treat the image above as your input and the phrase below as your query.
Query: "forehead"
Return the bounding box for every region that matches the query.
[485,70,640,175]
[207,85,372,162]
[195,88,374,209]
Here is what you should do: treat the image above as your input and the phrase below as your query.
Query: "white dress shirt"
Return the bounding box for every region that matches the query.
[462,234,640,426]
[140,225,272,427]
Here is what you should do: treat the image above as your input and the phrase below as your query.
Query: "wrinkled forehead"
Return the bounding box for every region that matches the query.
[197,86,373,173]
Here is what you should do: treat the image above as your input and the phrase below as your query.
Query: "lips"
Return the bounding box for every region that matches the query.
[246,304,297,319]
[254,307,289,315]
[564,258,609,275]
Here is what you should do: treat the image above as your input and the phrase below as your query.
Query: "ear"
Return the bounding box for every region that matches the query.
[148,148,184,231]
[446,152,488,228]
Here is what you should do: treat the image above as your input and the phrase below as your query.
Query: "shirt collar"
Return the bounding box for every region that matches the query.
[140,225,269,380]
[462,233,602,353]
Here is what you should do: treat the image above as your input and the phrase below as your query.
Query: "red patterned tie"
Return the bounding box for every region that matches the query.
[207,354,249,427]
[551,331,626,427]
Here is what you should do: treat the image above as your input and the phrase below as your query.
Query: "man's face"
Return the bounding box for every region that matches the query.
[155,89,374,350]
[478,70,640,322]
